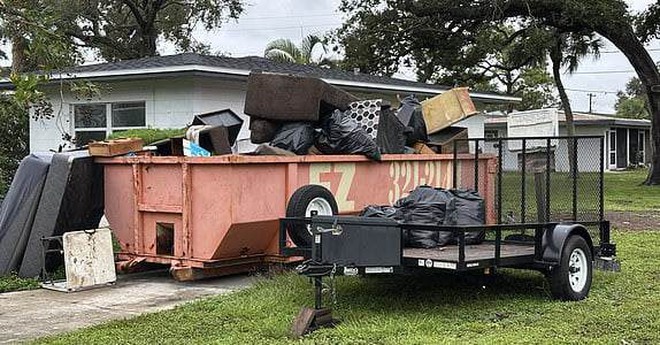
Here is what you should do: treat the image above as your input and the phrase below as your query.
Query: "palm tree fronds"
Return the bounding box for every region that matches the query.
[264,38,302,63]
[300,34,325,63]
[264,34,334,66]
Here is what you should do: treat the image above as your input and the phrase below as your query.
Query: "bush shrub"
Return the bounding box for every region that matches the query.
[107,128,186,145]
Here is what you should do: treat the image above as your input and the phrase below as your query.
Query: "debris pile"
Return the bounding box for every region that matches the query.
[242,72,479,158]
[85,73,479,159]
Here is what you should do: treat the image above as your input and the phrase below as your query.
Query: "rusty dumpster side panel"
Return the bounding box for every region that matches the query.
[99,154,496,274]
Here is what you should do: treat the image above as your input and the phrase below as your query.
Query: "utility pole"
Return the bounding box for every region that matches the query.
[587,93,595,113]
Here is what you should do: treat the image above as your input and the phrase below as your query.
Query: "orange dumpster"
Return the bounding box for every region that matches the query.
[97,153,496,280]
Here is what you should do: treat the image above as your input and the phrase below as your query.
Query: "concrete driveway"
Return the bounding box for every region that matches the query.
[0,271,256,344]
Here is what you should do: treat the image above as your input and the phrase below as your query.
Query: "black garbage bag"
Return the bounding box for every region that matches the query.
[316,110,381,161]
[270,122,316,155]
[376,108,409,154]
[399,201,449,248]
[394,185,454,207]
[446,189,486,244]
[396,95,428,146]
[360,205,402,219]
[360,205,408,244]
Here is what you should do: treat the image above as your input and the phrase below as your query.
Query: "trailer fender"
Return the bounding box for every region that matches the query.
[542,224,594,264]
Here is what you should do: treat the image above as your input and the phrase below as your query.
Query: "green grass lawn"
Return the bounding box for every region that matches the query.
[499,168,658,222]
[0,273,39,293]
[37,230,660,345]
[604,170,660,212]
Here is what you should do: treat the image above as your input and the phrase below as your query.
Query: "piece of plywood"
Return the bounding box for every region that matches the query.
[421,88,478,135]
[413,142,436,154]
[58,229,116,291]
[291,307,316,338]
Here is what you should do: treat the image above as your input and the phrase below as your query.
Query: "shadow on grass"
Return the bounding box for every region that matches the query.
[315,268,549,316]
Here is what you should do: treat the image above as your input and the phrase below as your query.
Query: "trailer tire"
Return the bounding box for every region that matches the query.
[286,185,339,247]
[548,235,593,301]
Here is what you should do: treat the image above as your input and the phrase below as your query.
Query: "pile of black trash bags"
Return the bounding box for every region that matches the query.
[361,186,486,248]
[266,98,427,161]
[270,109,383,160]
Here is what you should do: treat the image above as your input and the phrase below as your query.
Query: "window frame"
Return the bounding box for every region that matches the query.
[608,129,617,169]
[484,130,499,139]
[71,101,147,139]
[638,130,645,163]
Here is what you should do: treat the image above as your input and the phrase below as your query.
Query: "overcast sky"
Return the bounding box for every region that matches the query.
[4,0,660,114]
[162,0,660,114]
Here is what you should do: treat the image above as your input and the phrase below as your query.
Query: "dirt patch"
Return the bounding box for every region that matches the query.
[606,211,660,230]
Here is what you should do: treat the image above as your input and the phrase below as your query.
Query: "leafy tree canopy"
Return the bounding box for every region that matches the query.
[616,76,650,119]
[1,0,245,65]
[335,14,557,110]
[0,0,81,72]
[57,0,244,62]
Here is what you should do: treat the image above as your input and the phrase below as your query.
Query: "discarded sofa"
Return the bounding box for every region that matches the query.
[0,154,52,275]
[244,72,358,121]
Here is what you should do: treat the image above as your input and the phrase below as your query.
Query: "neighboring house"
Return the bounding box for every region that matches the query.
[484,110,652,171]
[0,53,519,153]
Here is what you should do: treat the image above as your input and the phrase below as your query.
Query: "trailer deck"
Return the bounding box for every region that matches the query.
[403,243,535,263]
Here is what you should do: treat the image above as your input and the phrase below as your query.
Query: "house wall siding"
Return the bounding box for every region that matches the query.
[30,76,249,152]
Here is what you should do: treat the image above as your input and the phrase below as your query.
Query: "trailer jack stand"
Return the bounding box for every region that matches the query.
[291,306,338,337]
[291,275,339,337]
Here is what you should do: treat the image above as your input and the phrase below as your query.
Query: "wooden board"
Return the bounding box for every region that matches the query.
[420,87,477,135]
[88,138,144,157]
[291,307,316,338]
[403,243,534,262]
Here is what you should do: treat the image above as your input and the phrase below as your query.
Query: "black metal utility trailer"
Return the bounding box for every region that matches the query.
[280,136,619,336]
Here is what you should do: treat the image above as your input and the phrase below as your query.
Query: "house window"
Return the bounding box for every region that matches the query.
[485,130,499,139]
[73,102,146,144]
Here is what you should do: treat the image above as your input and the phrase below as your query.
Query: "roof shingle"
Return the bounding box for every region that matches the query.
[64,53,449,91]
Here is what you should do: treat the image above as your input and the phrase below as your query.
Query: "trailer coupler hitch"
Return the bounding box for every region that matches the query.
[295,260,335,277]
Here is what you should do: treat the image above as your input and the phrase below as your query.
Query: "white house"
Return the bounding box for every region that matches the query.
[0,53,519,153]
[484,110,652,171]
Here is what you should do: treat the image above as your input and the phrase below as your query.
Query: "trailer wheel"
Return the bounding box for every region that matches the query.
[548,235,593,301]
[286,185,339,247]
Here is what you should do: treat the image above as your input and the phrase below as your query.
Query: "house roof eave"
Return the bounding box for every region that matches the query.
[0,65,522,103]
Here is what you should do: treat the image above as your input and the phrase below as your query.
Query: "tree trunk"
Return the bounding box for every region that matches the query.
[11,35,27,73]
[137,33,158,57]
[645,92,660,185]
[599,29,660,185]
[550,46,577,177]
